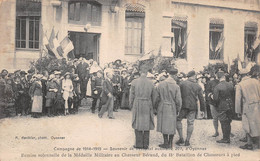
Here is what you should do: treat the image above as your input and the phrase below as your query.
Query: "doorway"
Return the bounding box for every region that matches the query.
[69,32,100,62]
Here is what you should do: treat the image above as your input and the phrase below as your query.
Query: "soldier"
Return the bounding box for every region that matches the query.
[176,70,205,146]
[72,74,81,114]
[45,74,58,117]
[212,70,234,144]
[112,70,121,112]
[235,68,260,150]
[91,70,103,113]
[155,68,182,149]
[206,73,220,137]
[98,71,115,119]
[129,66,156,149]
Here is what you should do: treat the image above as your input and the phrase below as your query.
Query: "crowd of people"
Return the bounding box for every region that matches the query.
[0,56,259,151]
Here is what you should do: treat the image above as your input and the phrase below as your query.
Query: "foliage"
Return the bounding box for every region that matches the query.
[30,56,70,74]
[203,62,228,75]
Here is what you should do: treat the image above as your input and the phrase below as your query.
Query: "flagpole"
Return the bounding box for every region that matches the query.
[40,24,43,73]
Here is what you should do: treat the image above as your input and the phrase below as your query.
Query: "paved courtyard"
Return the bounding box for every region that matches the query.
[0,105,259,161]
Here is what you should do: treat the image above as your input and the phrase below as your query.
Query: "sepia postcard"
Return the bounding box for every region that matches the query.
[0,0,259,161]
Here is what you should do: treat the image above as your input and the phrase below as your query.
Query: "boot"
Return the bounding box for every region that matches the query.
[168,135,174,149]
[47,108,51,117]
[159,134,169,149]
[175,138,184,146]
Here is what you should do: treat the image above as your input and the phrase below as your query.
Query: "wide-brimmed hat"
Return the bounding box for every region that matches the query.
[168,68,178,75]
[20,71,27,75]
[187,70,196,77]
[49,74,55,80]
[239,68,249,75]
[147,72,154,78]
[35,74,43,79]
[54,71,61,75]
[64,72,71,77]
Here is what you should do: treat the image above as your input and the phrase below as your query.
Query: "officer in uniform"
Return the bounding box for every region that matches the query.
[213,70,234,143]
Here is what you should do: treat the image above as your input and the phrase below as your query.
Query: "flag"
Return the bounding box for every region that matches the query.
[210,33,213,52]
[178,30,182,47]
[58,36,74,59]
[215,33,224,52]
[182,31,190,50]
[171,37,175,54]
[48,27,55,49]
[227,56,231,72]
[56,31,59,40]
[214,33,225,59]
[52,37,63,59]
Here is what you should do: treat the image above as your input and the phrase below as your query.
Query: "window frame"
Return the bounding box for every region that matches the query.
[15,16,40,50]
[209,23,224,60]
[244,26,258,61]
[171,20,188,59]
[125,12,145,56]
[68,1,102,26]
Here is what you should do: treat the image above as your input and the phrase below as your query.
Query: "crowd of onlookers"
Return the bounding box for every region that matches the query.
[0,57,259,150]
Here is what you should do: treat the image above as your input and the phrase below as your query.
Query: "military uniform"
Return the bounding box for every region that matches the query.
[213,80,234,143]
[91,75,103,113]
[112,73,121,111]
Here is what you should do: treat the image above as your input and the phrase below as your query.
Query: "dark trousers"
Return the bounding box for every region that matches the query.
[92,97,101,112]
[135,130,150,149]
[220,120,231,140]
[80,78,88,98]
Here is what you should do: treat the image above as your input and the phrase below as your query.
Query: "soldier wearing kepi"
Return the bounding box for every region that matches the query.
[213,70,234,144]
[155,68,182,149]
[129,65,156,149]
[176,70,205,146]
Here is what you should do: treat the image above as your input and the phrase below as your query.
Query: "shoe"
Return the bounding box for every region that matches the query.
[239,137,247,142]
[98,114,102,118]
[109,117,115,119]
[184,141,190,146]
[230,133,235,137]
[91,110,95,114]
[175,138,184,145]
[133,145,143,149]
[159,144,169,149]
[113,110,118,112]
[239,144,253,150]
[216,139,230,144]
[212,132,219,137]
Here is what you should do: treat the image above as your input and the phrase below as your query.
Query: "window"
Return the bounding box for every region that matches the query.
[15,0,41,49]
[68,1,101,26]
[209,19,224,60]
[16,16,40,49]
[244,22,258,61]
[171,18,187,59]
[125,10,145,55]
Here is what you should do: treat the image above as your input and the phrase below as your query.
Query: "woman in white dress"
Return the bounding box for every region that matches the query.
[62,72,73,115]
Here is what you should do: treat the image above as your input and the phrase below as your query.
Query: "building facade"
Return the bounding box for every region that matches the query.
[0,0,259,72]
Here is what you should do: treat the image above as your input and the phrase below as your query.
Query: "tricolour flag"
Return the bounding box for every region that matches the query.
[57,36,74,59]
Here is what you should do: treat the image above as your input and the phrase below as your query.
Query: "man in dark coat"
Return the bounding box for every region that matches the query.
[206,74,220,137]
[98,71,115,119]
[129,66,156,149]
[155,68,182,149]
[176,70,205,146]
[213,70,234,144]
[91,71,103,113]
[112,70,121,112]
[76,57,90,99]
